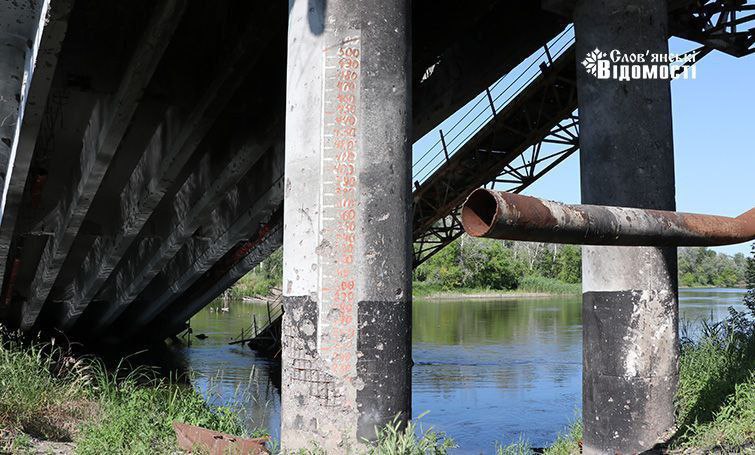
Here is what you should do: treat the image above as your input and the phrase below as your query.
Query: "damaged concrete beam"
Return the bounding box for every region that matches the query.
[0,0,73,317]
[78,107,281,335]
[115,141,284,337]
[54,9,277,330]
[19,0,186,329]
[141,215,283,344]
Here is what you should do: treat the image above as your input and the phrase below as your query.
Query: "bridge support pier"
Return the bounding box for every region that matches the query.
[282,0,412,452]
[573,1,679,453]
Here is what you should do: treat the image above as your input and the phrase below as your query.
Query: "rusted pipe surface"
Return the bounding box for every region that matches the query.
[461,189,755,246]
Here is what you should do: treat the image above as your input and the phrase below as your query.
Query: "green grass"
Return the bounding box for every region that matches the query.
[226,273,278,298]
[411,283,515,298]
[0,331,92,447]
[495,435,533,455]
[412,276,580,298]
[0,329,256,454]
[494,420,582,455]
[365,413,456,455]
[672,313,755,452]
[227,248,282,298]
[76,362,253,454]
[542,420,582,455]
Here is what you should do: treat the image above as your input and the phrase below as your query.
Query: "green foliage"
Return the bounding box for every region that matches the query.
[364,413,456,455]
[542,420,582,455]
[744,243,755,315]
[0,328,252,454]
[555,245,581,284]
[678,247,747,288]
[228,247,283,298]
[461,240,524,290]
[495,435,532,455]
[76,363,250,455]
[414,241,465,290]
[494,420,582,455]
[414,237,583,293]
[673,305,755,451]
[676,371,755,451]
[674,246,755,446]
[0,330,91,446]
[9,431,32,453]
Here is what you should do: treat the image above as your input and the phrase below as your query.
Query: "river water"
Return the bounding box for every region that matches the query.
[169,288,747,454]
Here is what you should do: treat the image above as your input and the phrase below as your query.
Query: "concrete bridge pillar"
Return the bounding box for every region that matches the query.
[573,0,679,453]
[282,0,412,452]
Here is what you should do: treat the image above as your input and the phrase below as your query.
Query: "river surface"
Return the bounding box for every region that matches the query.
[168,288,747,454]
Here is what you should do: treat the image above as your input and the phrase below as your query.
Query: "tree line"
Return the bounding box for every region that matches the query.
[236,239,752,295]
[678,246,748,288]
[412,238,750,292]
[413,237,581,291]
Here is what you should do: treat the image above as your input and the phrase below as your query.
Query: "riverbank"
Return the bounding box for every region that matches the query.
[413,275,582,299]
[4,311,752,454]
[417,291,559,301]
[0,330,253,454]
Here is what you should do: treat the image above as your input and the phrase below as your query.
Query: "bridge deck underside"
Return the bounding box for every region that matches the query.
[4,0,750,346]
[0,0,566,345]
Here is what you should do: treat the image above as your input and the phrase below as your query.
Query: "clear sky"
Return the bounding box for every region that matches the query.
[413,34,754,256]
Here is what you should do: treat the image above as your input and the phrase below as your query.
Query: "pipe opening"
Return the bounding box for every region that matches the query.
[461,189,498,237]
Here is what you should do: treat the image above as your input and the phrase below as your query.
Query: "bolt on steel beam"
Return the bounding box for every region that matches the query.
[461,189,755,247]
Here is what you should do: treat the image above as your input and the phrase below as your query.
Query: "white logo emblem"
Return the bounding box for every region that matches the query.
[581,48,606,76]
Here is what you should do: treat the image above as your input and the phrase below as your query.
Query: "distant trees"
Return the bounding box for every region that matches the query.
[413,237,581,291]
[555,245,581,284]
[230,248,283,297]
[678,247,747,288]
[233,240,752,297]
[412,240,748,292]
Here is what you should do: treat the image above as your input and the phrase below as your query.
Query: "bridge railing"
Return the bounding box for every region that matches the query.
[411,25,575,187]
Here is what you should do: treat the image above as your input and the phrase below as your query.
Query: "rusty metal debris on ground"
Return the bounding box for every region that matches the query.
[461,188,755,246]
[173,422,269,454]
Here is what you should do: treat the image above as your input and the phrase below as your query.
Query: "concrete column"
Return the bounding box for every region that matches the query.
[573,1,679,453]
[282,0,412,452]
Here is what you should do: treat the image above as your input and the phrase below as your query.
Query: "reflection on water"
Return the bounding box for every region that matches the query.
[177,288,746,453]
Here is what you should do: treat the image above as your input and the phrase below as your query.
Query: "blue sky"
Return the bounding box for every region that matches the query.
[413,33,754,256]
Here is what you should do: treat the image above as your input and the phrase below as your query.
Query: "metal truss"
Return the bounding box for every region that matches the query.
[412,0,755,268]
[412,115,579,267]
[411,37,579,268]
[671,0,755,57]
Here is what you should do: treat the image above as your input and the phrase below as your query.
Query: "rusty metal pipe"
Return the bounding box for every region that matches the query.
[461,189,755,246]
